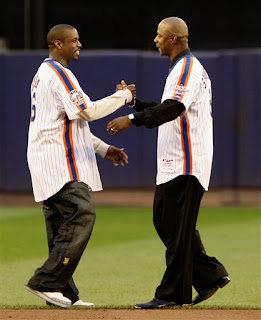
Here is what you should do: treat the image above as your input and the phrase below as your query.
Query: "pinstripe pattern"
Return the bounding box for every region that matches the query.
[45,60,88,111]
[27,59,102,202]
[157,55,213,190]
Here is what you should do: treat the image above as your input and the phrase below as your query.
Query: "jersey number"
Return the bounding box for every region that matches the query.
[30,92,36,122]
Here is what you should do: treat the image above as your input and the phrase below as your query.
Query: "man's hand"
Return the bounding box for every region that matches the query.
[107,116,132,135]
[116,80,136,105]
[105,146,128,166]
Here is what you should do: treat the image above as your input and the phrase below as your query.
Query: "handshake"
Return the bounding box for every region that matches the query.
[107,80,136,135]
[116,80,136,105]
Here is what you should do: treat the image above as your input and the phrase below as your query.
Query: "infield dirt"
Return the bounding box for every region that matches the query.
[0,309,261,320]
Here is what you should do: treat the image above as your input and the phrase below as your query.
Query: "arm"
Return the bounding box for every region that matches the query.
[77,88,134,122]
[116,80,156,111]
[91,133,110,158]
[91,133,128,166]
[114,81,183,126]
[131,98,158,112]
[107,99,185,134]
[52,65,135,122]
[131,99,185,128]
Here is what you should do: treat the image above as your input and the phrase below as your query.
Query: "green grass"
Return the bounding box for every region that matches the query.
[0,206,260,309]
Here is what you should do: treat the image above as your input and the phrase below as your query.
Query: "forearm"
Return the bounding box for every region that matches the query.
[77,89,132,121]
[131,99,185,128]
[132,98,158,112]
[91,133,110,158]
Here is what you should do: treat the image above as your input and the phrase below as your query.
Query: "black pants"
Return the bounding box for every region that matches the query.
[153,175,228,304]
[28,181,96,303]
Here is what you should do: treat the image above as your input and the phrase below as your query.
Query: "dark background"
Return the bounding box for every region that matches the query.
[1,0,260,51]
[0,1,260,192]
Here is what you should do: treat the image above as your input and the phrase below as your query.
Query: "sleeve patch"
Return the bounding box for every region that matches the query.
[173,84,189,97]
[69,89,85,106]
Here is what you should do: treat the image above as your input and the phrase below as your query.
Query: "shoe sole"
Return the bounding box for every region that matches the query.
[47,301,94,307]
[73,304,94,307]
[135,305,165,309]
[191,277,230,305]
[73,303,94,307]
[135,303,182,309]
[25,285,71,308]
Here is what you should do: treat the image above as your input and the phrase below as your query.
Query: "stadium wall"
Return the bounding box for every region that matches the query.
[0,49,260,191]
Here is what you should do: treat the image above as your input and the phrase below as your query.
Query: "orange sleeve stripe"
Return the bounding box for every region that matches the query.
[53,61,77,91]
[171,58,187,99]
[46,61,87,112]
[171,56,194,102]
[46,62,70,93]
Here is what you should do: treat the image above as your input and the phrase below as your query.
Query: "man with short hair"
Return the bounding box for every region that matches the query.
[107,17,230,309]
[26,24,135,308]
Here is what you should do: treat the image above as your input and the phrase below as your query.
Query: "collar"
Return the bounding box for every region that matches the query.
[169,48,192,70]
[44,58,66,68]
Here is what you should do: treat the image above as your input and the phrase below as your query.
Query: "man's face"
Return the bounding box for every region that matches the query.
[61,28,82,62]
[154,23,173,57]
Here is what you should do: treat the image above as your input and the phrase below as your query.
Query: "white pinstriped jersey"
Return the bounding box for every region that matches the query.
[27,58,102,202]
[156,54,213,190]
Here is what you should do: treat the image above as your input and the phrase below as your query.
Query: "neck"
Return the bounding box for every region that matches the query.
[49,53,69,67]
[169,45,189,61]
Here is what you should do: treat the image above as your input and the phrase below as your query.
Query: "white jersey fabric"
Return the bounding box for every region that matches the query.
[27,58,131,202]
[156,54,213,190]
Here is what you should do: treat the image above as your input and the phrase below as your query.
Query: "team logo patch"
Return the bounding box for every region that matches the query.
[69,89,85,106]
[173,84,188,96]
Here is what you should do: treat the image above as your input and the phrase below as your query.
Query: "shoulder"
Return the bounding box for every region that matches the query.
[168,55,195,83]
[43,60,78,86]
[169,54,194,77]
[190,57,210,82]
[180,56,205,81]
[34,62,54,83]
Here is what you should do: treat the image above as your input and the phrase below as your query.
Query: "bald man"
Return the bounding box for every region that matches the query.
[107,17,230,308]
[26,24,135,308]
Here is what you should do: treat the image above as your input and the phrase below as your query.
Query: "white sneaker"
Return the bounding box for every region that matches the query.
[73,299,94,307]
[25,285,72,308]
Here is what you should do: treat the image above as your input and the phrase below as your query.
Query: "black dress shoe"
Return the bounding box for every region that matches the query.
[135,298,182,309]
[191,276,230,305]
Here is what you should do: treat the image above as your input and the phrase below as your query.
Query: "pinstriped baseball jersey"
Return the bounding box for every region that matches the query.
[27,58,102,202]
[156,54,213,190]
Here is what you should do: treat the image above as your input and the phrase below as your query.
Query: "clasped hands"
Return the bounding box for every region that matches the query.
[107,80,135,135]
[104,80,135,167]
[117,80,136,101]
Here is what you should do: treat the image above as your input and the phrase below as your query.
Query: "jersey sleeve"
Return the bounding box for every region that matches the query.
[46,60,93,119]
[169,56,198,111]
[90,133,110,157]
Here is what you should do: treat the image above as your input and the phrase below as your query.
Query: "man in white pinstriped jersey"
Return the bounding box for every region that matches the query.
[26,24,135,308]
[107,17,230,308]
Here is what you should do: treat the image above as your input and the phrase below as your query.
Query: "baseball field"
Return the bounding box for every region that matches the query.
[0,205,260,319]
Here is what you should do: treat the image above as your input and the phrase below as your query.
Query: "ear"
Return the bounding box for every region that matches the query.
[170,35,178,44]
[53,39,63,50]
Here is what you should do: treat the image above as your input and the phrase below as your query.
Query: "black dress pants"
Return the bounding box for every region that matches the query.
[153,175,228,304]
[28,181,96,302]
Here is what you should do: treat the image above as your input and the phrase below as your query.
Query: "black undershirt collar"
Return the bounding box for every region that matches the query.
[169,48,192,70]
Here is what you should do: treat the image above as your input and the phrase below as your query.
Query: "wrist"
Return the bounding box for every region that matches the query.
[114,88,133,104]
[97,141,110,158]
[128,96,136,108]
[128,113,135,124]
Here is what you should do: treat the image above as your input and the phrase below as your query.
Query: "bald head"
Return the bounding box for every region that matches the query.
[159,17,189,40]
[47,24,75,48]
[154,17,189,60]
